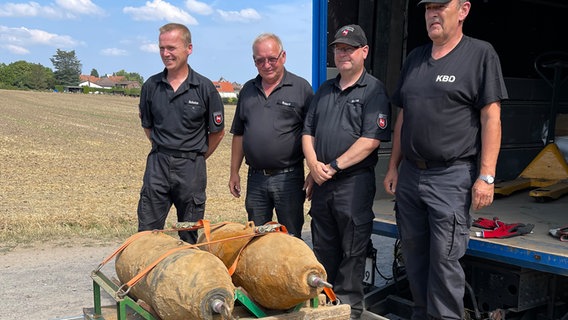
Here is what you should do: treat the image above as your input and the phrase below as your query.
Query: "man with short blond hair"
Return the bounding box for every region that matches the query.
[137,23,225,244]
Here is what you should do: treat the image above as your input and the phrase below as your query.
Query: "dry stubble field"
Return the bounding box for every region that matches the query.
[0,89,258,250]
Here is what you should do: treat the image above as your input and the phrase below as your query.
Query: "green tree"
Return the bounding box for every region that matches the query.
[90,68,99,77]
[114,69,144,86]
[50,49,82,85]
[0,60,54,90]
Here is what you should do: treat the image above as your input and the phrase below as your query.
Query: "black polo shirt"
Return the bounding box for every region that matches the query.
[139,65,225,154]
[230,69,313,169]
[303,70,391,172]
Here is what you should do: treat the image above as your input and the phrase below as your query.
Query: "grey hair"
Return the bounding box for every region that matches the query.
[252,33,283,53]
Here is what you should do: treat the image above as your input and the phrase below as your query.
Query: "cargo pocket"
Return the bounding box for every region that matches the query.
[448,212,469,261]
[184,192,206,221]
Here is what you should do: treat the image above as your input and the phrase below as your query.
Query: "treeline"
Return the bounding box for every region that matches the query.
[0,49,143,92]
[0,61,55,90]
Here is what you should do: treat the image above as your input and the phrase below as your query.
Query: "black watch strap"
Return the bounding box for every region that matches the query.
[330,159,341,172]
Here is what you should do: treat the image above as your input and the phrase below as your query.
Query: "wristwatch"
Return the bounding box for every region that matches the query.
[478,174,495,184]
[330,159,342,172]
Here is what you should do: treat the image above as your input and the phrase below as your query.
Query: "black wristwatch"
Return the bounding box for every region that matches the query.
[330,159,341,172]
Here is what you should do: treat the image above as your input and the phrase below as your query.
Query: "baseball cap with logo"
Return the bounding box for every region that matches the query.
[417,0,451,5]
[329,24,367,47]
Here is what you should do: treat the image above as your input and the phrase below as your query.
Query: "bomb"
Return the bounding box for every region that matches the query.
[115,231,235,320]
[198,223,329,310]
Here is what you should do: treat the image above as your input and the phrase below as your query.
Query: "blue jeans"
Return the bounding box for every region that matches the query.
[245,167,305,238]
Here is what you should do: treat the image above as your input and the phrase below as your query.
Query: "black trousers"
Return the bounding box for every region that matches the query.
[309,168,375,316]
[137,150,206,244]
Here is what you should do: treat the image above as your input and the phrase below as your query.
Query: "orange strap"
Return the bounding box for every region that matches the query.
[323,287,338,303]
[124,244,196,289]
[94,230,154,272]
[95,219,212,272]
[224,222,288,276]
[124,232,261,291]
[226,235,256,276]
[110,220,290,296]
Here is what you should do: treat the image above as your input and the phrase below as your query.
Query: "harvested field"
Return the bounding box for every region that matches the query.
[0,89,256,248]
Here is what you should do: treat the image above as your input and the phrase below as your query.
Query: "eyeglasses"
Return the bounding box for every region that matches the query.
[253,51,283,66]
[333,46,362,55]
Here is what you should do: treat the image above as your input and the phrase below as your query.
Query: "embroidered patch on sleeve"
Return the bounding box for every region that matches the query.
[377,113,388,129]
[213,112,223,126]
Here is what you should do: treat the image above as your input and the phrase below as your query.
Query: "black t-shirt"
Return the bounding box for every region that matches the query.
[139,65,225,154]
[303,70,391,172]
[391,36,508,162]
[230,70,313,169]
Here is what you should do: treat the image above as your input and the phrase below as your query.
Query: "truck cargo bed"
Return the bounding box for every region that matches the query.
[372,192,568,275]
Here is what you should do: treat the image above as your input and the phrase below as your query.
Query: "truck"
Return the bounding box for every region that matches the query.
[310,0,568,319]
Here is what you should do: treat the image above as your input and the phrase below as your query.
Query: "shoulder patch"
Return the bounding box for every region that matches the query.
[213,112,223,126]
[377,113,388,129]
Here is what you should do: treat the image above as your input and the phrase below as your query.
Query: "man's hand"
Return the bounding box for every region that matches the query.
[383,168,399,196]
[303,174,314,201]
[229,174,241,198]
[308,161,333,185]
[472,179,494,210]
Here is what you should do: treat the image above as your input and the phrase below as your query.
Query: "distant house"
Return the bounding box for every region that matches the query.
[79,75,102,88]
[116,80,141,90]
[78,75,140,90]
[78,81,103,89]
[95,77,117,89]
[213,79,238,99]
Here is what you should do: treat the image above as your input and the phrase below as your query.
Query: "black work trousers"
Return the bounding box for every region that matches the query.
[137,150,206,244]
[309,168,375,317]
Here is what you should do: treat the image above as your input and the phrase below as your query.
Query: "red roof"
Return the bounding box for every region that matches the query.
[213,81,235,93]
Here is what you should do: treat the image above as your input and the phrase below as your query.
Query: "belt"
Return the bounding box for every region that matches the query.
[408,157,474,170]
[156,146,201,160]
[249,164,302,176]
[332,166,372,180]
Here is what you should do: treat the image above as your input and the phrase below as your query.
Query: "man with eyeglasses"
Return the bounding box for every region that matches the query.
[229,33,313,238]
[302,24,391,319]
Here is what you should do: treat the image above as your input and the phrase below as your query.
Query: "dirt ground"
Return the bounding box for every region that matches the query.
[0,240,122,320]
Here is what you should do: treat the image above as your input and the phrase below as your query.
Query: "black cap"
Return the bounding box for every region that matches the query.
[329,24,367,47]
[417,0,451,5]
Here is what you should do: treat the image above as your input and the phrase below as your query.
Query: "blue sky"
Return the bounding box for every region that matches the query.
[0,0,313,85]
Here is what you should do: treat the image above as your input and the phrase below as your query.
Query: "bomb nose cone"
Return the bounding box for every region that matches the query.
[307,274,333,288]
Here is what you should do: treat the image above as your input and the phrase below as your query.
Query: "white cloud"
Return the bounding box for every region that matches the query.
[3,44,30,55]
[55,0,104,16]
[140,43,159,53]
[0,25,80,48]
[216,8,261,23]
[123,0,198,25]
[0,0,103,19]
[101,48,128,56]
[185,0,213,15]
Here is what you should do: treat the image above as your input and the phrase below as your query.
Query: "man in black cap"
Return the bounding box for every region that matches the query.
[383,0,507,319]
[303,24,391,319]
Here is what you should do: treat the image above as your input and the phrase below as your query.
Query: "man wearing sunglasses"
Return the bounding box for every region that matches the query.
[229,33,314,238]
